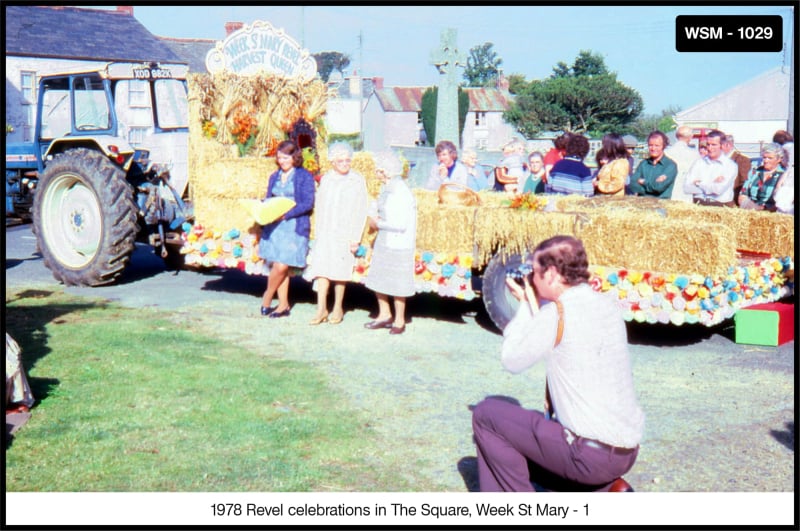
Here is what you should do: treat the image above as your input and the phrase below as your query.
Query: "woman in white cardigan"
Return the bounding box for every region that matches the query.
[363,152,417,335]
[303,142,368,325]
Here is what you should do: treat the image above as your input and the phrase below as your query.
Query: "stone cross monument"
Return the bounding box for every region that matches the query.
[429,28,466,147]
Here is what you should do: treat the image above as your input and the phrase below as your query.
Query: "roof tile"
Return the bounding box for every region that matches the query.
[5,5,183,64]
[373,86,512,112]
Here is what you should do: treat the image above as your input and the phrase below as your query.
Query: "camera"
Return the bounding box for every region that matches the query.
[505,263,533,286]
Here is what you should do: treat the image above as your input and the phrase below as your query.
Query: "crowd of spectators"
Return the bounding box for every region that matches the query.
[481,128,794,215]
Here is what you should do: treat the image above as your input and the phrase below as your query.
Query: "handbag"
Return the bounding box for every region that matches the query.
[437,182,482,207]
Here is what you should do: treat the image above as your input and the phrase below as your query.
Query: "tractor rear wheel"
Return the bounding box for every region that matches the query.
[32,148,138,286]
[481,251,526,331]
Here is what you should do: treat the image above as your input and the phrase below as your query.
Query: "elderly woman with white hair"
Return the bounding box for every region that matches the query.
[303,142,369,325]
[462,149,490,191]
[363,151,417,335]
[737,142,786,211]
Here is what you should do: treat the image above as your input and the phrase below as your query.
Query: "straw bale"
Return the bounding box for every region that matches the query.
[543,195,793,262]
[473,209,577,266]
[576,211,736,275]
[476,191,516,207]
[193,196,261,236]
[415,204,478,253]
[191,159,275,199]
[659,201,794,258]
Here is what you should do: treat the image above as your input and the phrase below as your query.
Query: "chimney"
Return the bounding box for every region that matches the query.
[116,6,133,16]
[372,76,384,90]
[496,70,509,92]
[225,22,244,36]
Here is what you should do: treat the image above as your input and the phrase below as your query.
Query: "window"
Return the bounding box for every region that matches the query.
[40,77,72,139]
[73,75,111,130]
[474,111,486,128]
[127,126,148,147]
[20,71,36,141]
[153,79,188,129]
[20,71,35,103]
[128,80,150,108]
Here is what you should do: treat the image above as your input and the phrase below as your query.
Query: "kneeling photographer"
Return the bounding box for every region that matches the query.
[471,235,645,492]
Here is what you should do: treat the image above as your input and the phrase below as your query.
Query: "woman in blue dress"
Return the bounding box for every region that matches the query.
[259,140,316,318]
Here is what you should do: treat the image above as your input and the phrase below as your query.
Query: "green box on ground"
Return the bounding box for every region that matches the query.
[734,302,794,346]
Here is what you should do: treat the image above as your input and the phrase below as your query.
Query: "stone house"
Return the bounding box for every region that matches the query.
[323,71,375,141]
[4,5,186,145]
[361,77,517,153]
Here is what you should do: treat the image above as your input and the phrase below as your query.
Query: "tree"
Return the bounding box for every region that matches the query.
[420,87,470,146]
[312,51,351,83]
[629,106,680,138]
[462,42,503,87]
[557,50,607,77]
[504,51,643,138]
[506,73,527,95]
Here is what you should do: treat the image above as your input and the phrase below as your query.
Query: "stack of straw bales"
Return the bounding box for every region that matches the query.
[408,192,793,276]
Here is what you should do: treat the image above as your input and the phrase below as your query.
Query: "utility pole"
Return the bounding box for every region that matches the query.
[300,6,305,48]
[359,31,364,149]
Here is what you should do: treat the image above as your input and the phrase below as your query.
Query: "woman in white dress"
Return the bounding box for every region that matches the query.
[304,143,369,325]
[363,152,417,335]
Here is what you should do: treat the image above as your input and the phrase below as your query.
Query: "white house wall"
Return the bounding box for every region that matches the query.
[385,113,420,148]
[718,120,788,156]
[6,56,105,142]
[673,67,791,158]
[462,112,517,152]
[326,99,361,135]
[362,96,386,152]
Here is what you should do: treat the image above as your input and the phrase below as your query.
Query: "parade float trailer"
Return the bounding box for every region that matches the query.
[183,164,795,331]
[181,23,794,331]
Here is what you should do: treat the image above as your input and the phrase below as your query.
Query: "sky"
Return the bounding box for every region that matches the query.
[86,4,793,115]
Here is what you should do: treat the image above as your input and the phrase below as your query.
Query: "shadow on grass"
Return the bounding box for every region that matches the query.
[770,421,794,451]
[5,289,110,406]
[457,456,480,492]
[626,320,735,347]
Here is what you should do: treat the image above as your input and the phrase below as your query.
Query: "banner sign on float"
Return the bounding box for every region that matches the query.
[205,20,317,81]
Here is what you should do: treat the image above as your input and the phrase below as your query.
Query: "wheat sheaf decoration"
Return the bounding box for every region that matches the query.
[190,72,328,157]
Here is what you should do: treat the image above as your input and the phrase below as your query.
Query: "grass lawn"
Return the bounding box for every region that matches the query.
[5,288,402,491]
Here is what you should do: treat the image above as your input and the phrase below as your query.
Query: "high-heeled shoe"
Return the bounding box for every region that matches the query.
[364,318,393,330]
[309,312,329,325]
[328,312,344,325]
[261,306,275,316]
[269,308,291,319]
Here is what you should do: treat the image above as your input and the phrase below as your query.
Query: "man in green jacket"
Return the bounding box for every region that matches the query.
[628,130,678,199]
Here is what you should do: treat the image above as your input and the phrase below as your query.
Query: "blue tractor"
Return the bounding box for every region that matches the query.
[5,62,192,285]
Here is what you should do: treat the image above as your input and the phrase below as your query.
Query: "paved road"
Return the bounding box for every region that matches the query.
[5,223,271,309]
